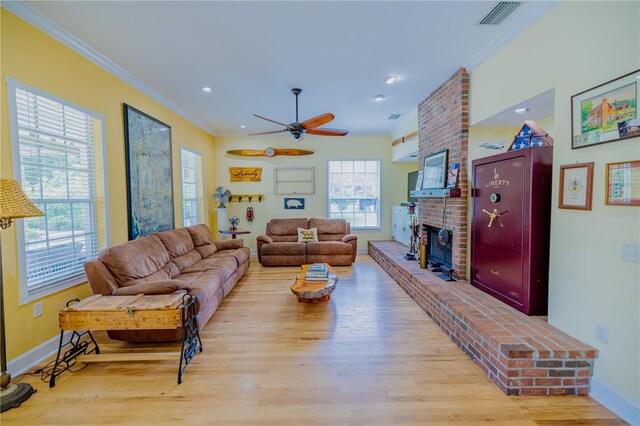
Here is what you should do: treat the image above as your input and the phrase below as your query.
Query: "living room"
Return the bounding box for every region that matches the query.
[1,1,639,425]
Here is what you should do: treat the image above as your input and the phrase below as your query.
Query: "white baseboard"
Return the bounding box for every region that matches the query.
[590,377,640,426]
[8,331,72,376]
[251,248,368,256]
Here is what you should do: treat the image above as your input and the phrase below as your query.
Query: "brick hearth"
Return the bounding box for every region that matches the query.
[369,241,598,396]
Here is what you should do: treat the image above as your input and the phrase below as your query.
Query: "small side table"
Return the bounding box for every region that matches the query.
[218,228,251,239]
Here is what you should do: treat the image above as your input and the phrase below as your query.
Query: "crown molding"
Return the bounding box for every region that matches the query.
[2,1,216,136]
[464,1,560,71]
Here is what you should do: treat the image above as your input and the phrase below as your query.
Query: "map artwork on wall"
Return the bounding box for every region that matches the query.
[123,104,175,240]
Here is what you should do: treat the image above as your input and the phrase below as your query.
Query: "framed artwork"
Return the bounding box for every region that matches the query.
[229,167,262,182]
[447,162,460,188]
[284,197,305,209]
[605,160,640,206]
[421,149,448,189]
[571,70,640,149]
[558,162,594,210]
[123,104,175,239]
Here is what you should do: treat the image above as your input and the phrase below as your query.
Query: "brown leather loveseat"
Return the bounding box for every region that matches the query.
[257,218,357,266]
[84,224,249,342]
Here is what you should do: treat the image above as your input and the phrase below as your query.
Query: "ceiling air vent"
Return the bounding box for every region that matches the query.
[478,2,521,25]
[388,114,402,120]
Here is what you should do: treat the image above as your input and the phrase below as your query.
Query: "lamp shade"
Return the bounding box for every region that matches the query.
[0,178,44,221]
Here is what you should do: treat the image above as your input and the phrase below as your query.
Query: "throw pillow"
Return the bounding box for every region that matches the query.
[297,227,319,243]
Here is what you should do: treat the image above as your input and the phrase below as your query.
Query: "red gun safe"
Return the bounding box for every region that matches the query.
[471,146,553,315]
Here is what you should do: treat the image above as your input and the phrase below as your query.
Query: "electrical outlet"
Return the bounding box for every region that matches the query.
[621,242,640,263]
[33,302,43,318]
[596,324,609,344]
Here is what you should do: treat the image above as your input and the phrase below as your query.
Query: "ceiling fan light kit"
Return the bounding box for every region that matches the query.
[251,88,348,142]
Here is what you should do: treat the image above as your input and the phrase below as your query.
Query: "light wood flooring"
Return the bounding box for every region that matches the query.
[2,255,623,425]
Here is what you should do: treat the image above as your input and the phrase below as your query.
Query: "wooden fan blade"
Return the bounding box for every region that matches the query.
[273,149,314,156]
[226,149,267,156]
[306,128,349,136]
[253,114,289,127]
[248,129,288,136]
[300,113,334,130]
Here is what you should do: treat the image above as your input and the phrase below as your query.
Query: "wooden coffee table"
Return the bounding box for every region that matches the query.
[290,263,338,303]
[50,294,203,387]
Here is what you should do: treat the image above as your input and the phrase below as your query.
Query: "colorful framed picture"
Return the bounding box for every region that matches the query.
[605,160,640,206]
[123,104,175,239]
[421,149,448,189]
[447,162,460,188]
[571,70,640,149]
[558,162,594,210]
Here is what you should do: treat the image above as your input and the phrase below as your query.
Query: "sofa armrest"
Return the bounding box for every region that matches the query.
[341,234,357,243]
[112,279,188,296]
[214,238,245,251]
[257,235,274,244]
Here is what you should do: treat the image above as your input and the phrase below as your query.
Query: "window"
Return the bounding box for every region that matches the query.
[328,160,380,229]
[8,78,109,304]
[180,147,204,227]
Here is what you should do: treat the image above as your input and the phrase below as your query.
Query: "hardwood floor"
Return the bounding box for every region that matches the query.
[2,255,622,425]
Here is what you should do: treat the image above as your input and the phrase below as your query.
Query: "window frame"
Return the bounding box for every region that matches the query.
[326,159,382,231]
[7,77,110,305]
[179,146,205,227]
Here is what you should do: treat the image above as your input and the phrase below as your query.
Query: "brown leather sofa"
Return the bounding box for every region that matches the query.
[84,224,249,342]
[257,218,357,266]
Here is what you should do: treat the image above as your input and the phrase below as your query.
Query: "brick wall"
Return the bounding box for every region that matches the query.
[418,68,469,279]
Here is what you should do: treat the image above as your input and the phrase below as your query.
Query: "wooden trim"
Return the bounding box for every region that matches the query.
[558,162,594,210]
[391,131,418,146]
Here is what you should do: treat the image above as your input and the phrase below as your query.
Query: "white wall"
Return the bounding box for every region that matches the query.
[215,135,416,249]
[470,0,639,417]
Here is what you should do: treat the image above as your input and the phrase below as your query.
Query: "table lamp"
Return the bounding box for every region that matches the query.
[0,178,44,412]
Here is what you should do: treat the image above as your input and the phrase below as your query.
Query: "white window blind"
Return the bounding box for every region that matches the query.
[8,79,108,303]
[328,160,381,229]
[180,147,204,227]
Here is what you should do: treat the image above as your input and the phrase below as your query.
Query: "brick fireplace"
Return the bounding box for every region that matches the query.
[418,68,469,279]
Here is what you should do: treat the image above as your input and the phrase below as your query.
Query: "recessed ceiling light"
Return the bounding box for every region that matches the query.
[374,94,386,101]
[201,87,212,93]
[240,125,246,128]
[514,107,529,114]
[385,76,398,85]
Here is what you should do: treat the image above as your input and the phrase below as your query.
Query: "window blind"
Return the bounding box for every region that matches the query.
[181,148,204,227]
[9,80,108,297]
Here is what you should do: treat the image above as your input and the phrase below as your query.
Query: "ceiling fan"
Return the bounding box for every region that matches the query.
[250,88,349,142]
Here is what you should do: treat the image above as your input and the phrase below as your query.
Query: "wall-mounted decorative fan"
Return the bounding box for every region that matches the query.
[250,88,349,142]
[213,186,231,208]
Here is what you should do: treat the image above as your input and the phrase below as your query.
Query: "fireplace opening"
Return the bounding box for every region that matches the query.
[425,225,454,281]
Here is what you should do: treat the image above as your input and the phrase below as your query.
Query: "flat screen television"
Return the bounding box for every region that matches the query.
[407,170,419,203]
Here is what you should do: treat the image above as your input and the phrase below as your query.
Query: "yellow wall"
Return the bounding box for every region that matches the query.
[215,135,415,249]
[0,10,216,360]
[391,113,419,162]
[470,1,639,405]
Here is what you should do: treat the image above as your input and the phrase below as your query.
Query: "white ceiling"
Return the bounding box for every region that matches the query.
[21,1,558,137]
[474,88,556,127]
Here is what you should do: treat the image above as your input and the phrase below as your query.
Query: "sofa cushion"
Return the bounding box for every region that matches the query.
[155,228,202,271]
[177,269,226,313]
[309,218,348,241]
[212,247,250,267]
[261,242,307,256]
[306,241,353,255]
[297,227,318,243]
[266,218,309,236]
[180,256,238,281]
[186,224,218,258]
[112,279,188,296]
[98,235,173,286]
